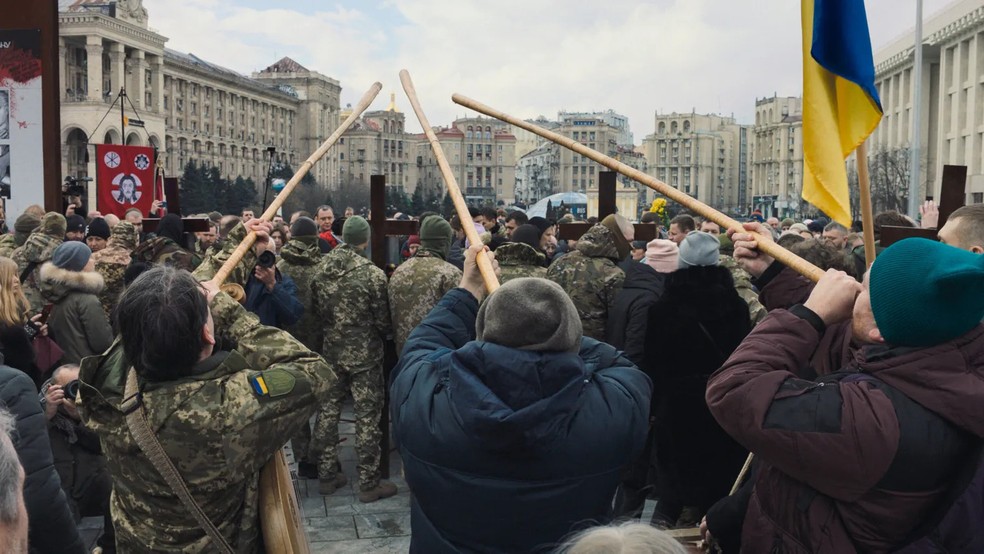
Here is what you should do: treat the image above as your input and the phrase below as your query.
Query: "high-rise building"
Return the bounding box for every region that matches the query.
[556,115,622,194]
[749,96,803,218]
[515,143,561,204]
[558,110,634,147]
[641,112,746,214]
[337,101,410,192]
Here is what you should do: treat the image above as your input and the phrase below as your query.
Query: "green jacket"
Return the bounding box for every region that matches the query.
[547,225,625,342]
[387,251,462,354]
[38,263,113,365]
[11,231,63,313]
[495,242,547,284]
[277,237,324,351]
[78,292,334,553]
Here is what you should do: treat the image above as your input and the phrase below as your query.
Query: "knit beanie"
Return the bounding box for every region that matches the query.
[85,217,111,241]
[40,212,67,238]
[787,223,810,235]
[601,214,632,260]
[781,218,795,228]
[290,216,318,238]
[476,277,583,353]
[644,239,679,273]
[419,216,453,260]
[870,238,984,347]
[678,231,721,268]
[408,235,420,246]
[110,221,139,250]
[51,241,92,272]
[511,224,542,251]
[13,213,40,246]
[208,211,223,224]
[342,216,370,246]
[65,214,86,236]
[156,214,184,243]
[718,233,735,256]
[528,216,554,238]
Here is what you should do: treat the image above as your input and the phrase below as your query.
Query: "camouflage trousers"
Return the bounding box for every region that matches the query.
[311,363,384,491]
[291,420,313,464]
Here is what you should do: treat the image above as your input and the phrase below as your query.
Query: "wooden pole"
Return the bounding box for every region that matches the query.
[451,94,825,283]
[401,71,499,293]
[857,141,877,269]
[207,81,382,289]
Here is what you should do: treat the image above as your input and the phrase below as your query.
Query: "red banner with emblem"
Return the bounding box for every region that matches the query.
[95,144,157,218]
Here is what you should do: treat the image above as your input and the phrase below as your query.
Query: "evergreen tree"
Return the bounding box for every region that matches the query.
[410,186,425,216]
[441,191,454,219]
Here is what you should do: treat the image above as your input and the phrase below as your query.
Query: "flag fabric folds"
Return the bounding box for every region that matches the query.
[95,144,157,218]
[801,0,883,226]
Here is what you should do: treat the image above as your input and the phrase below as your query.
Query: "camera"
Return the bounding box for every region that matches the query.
[63,176,92,197]
[64,379,80,401]
[256,250,277,269]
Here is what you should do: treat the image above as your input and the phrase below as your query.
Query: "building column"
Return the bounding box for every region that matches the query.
[84,37,103,102]
[108,42,125,100]
[58,38,67,101]
[150,55,164,113]
[129,49,146,109]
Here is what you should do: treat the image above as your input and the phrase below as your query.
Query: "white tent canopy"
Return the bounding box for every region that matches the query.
[525,192,588,219]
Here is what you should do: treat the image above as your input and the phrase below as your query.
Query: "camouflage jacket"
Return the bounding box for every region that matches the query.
[78,292,334,553]
[92,221,139,318]
[311,244,391,370]
[192,223,257,287]
[495,242,547,284]
[546,224,625,342]
[0,232,18,258]
[388,251,462,354]
[132,236,201,271]
[720,254,767,326]
[277,237,324,351]
[11,232,63,313]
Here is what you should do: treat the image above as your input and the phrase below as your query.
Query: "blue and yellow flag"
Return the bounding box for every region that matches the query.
[802,0,883,226]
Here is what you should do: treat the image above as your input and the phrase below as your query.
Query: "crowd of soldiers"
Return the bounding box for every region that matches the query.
[1,196,984,553]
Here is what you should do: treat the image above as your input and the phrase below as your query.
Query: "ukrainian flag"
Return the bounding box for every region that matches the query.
[802,0,883,226]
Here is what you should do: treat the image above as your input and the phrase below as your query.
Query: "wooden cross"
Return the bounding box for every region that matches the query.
[557,171,659,242]
[880,165,967,247]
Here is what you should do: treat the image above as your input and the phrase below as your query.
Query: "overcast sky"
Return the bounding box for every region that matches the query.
[143,0,957,142]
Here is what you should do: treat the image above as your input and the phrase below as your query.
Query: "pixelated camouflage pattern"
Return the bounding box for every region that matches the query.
[191,223,257,287]
[77,291,334,553]
[11,226,64,313]
[719,254,767,326]
[131,236,201,272]
[310,243,390,489]
[0,233,18,258]
[277,236,324,352]
[495,242,547,284]
[92,221,139,317]
[387,251,461,354]
[546,224,625,342]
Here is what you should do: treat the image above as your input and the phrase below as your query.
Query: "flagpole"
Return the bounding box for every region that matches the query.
[858,141,877,269]
[908,0,923,218]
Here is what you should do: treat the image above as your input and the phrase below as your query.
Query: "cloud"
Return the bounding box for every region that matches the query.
[143,0,954,142]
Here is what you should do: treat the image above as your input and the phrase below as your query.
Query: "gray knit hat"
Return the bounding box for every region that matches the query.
[476,278,582,353]
[51,241,92,272]
[678,231,720,268]
[290,216,318,238]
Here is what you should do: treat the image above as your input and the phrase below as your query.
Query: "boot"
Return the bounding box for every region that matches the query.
[297,461,318,480]
[318,473,348,496]
[358,480,397,503]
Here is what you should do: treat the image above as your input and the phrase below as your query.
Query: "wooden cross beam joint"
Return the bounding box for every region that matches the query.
[556,171,659,242]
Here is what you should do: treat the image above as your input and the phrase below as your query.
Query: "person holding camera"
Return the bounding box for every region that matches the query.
[243,235,303,329]
[42,364,114,553]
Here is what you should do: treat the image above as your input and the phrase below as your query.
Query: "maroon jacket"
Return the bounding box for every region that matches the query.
[707,307,984,553]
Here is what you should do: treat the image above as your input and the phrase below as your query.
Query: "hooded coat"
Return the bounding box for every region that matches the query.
[391,288,651,553]
[92,221,139,317]
[606,262,667,367]
[11,216,65,313]
[38,263,113,365]
[495,242,547,283]
[131,236,199,272]
[388,251,462,355]
[546,224,625,341]
[0,361,86,553]
[277,236,324,351]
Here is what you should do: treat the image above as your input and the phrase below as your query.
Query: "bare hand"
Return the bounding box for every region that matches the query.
[87,210,103,219]
[245,219,274,254]
[150,199,164,215]
[254,265,276,291]
[200,280,221,303]
[44,384,64,420]
[459,243,498,302]
[730,222,776,278]
[30,313,48,337]
[699,516,716,550]
[65,204,77,217]
[803,269,863,325]
[920,200,939,229]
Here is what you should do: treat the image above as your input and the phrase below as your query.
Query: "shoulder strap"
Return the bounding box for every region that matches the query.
[122,368,235,554]
[19,261,38,284]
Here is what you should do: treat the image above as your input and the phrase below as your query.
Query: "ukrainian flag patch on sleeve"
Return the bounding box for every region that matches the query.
[248,369,296,398]
[249,374,270,396]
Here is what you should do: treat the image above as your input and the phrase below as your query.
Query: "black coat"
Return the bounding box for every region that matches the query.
[0,362,85,553]
[0,324,40,386]
[606,262,666,369]
[643,265,750,510]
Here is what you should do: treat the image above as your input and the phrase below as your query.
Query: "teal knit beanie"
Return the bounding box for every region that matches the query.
[342,216,370,246]
[419,216,452,260]
[870,238,984,347]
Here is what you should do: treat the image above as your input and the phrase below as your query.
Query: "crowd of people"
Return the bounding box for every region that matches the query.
[0,195,982,554]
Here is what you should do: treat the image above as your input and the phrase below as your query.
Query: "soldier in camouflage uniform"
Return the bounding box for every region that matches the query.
[718,234,767,325]
[276,217,324,477]
[0,212,40,258]
[11,212,65,313]
[131,214,201,271]
[547,224,625,342]
[78,218,335,553]
[496,223,548,284]
[388,215,462,354]
[92,221,139,317]
[310,216,397,502]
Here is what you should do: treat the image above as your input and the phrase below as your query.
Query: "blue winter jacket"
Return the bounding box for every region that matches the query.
[391,288,652,554]
[243,268,303,328]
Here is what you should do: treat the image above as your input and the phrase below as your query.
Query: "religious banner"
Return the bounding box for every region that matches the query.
[95,144,157,218]
[0,29,44,217]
